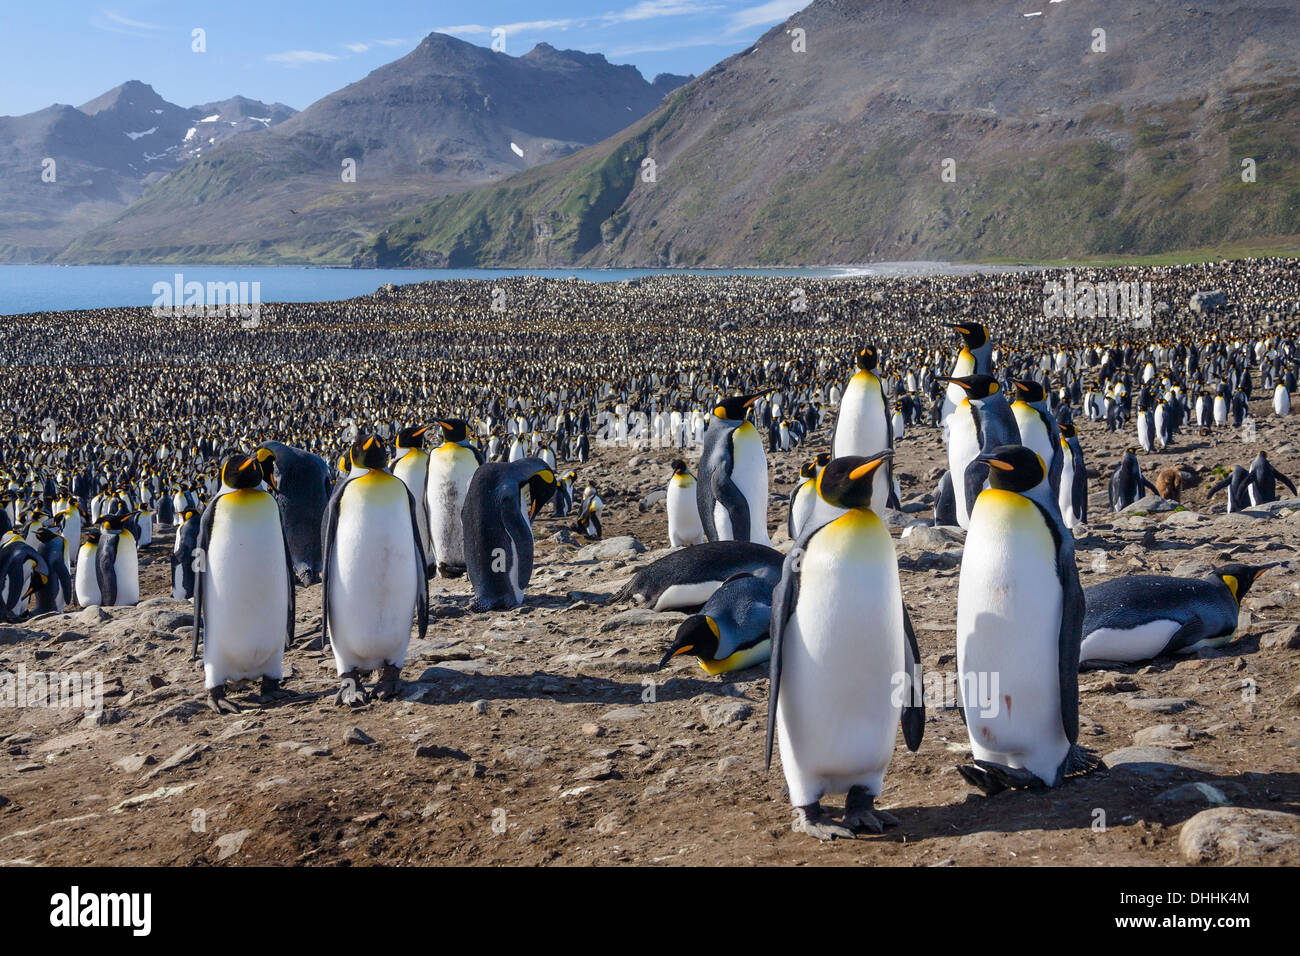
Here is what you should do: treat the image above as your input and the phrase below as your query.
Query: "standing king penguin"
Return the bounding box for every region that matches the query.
[425,418,484,578]
[192,453,296,714]
[95,511,140,607]
[462,457,556,611]
[831,345,899,510]
[666,460,706,546]
[322,435,429,705]
[955,445,1102,795]
[392,425,434,576]
[697,392,771,545]
[766,452,925,840]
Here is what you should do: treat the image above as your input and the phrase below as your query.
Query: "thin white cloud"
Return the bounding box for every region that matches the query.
[266,49,342,65]
[606,35,727,56]
[497,19,577,33]
[727,0,808,34]
[374,38,408,47]
[343,42,370,53]
[434,24,491,35]
[603,0,722,24]
[91,9,166,37]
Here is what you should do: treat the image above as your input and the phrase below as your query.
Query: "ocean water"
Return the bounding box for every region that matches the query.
[0,262,1024,316]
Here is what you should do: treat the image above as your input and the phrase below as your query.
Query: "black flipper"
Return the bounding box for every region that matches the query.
[1158,612,1210,655]
[1277,471,1297,496]
[900,602,925,752]
[933,470,957,527]
[192,500,218,661]
[712,468,751,544]
[1208,477,1230,498]
[278,498,296,649]
[404,485,430,641]
[962,460,988,524]
[765,526,812,771]
[1033,498,1083,747]
[97,533,119,608]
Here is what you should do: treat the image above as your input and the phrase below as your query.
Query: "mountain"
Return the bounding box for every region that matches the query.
[0,82,296,262]
[58,35,691,264]
[360,0,1300,268]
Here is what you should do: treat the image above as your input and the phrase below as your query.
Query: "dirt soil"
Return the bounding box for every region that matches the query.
[2,402,1299,866]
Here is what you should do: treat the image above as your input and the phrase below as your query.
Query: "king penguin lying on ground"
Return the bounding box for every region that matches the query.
[766,451,925,841]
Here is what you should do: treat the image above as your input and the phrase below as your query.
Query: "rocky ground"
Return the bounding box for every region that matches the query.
[2,403,1299,866]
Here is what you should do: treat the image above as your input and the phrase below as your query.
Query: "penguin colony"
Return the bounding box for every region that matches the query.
[2,260,1299,849]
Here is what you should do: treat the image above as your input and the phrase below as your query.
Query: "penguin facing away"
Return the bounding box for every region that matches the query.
[954,445,1102,796]
[322,435,429,706]
[461,457,556,611]
[696,392,771,545]
[192,453,297,714]
[766,451,925,840]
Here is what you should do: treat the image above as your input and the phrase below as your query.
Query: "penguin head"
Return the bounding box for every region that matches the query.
[941,374,1000,400]
[670,459,690,478]
[221,453,265,491]
[99,511,137,533]
[1013,379,1047,404]
[815,451,892,510]
[854,346,879,372]
[83,528,101,547]
[525,467,557,519]
[799,459,819,480]
[435,418,472,443]
[712,392,765,421]
[659,614,720,669]
[976,445,1045,493]
[255,446,278,491]
[1213,562,1280,604]
[396,425,430,449]
[949,322,989,349]
[1058,420,1077,440]
[352,435,389,471]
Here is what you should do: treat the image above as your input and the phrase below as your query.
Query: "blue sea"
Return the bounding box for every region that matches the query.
[0,262,1026,317]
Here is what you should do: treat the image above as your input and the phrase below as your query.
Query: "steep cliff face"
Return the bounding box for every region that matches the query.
[362,0,1300,268]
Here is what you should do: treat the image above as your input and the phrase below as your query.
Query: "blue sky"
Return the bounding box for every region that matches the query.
[1,1,810,116]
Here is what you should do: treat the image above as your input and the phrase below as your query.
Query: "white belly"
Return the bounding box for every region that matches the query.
[1058,448,1077,528]
[776,511,904,807]
[111,534,139,606]
[730,423,770,545]
[1080,619,1180,663]
[75,546,100,605]
[394,449,431,559]
[201,492,288,687]
[1274,386,1290,416]
[957,492,1069,785]
[328,474,419,673]
[427,446,477,568]
[946,407,981,528]
[666,480,705,546]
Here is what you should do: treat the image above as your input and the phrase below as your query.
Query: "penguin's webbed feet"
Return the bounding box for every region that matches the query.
[959,759,1048,796]
[374,664,402,701]
[207,686,241,715]
[842,786,899,834]
[335,670,371,707]
[791,802,855,842]
[257,677,295,703]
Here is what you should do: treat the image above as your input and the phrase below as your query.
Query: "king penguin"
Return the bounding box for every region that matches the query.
[392,425,434,576]
[1248,451,1296,505]
[1079,562,1279,664]
[257,441,331,584]
[943,374,1021,528]
[941,323,994,422]
[75,529,101,607]
[658,572,774,675]
[666,459,706,547]
[1011,379,1064,498]
[425,418,484,578]
[95,511,139,607]
[462,457,556,611]
[954,445,1102,795]
[697,392,771,545]
[765,451,925,840]
[322,435,429,706]
[192,452,297,714]
[830,345,899,510]
[171,508,201,600]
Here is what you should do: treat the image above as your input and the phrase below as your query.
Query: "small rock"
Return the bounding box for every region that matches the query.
[505,745,547,769]
[700,699,753,729]
[112,753,157,773]
[470,699,489,715]
[1156,782,1246,806]
[1125,697,1195,714]
[343,727,375,746]
[1103,746,1220,778]
[581,722,605,737]
[214,829,252,861]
